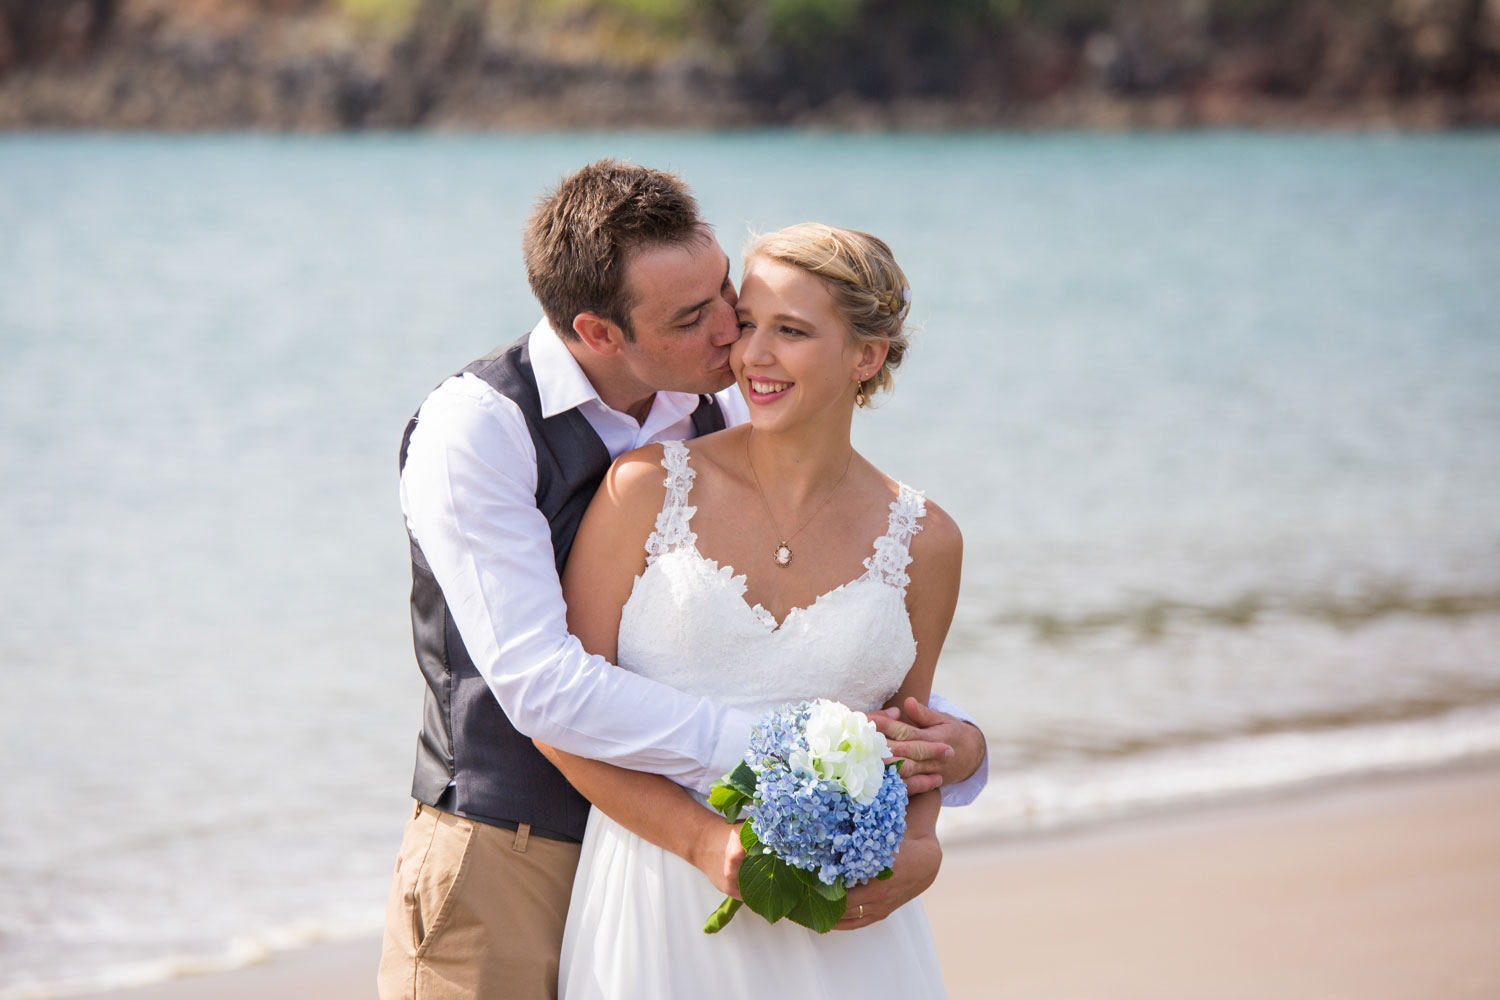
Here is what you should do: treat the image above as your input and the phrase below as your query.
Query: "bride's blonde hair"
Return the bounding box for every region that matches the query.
[745,223,911,399]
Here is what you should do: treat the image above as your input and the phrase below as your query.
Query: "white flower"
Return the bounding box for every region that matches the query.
[791,699,891,806]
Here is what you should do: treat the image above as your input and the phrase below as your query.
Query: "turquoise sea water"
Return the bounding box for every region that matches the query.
[2,131,1498,995]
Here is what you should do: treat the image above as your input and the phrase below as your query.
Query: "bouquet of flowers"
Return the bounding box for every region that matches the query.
[703,699,908,934]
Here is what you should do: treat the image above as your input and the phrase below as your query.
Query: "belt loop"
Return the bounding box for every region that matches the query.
[513,822,532,853]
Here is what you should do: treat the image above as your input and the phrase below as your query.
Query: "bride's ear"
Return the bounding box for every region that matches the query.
[854,340,889,382]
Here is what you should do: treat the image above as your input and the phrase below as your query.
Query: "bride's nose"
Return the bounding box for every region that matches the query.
[736,323,773,367]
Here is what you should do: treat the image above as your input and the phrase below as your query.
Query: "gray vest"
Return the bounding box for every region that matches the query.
[399,334,727,841]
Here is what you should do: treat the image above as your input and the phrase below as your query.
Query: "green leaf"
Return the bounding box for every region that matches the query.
[790,864,845,901]
[739,819,761,853]
[708,784,750,822]
[738,853,802,924]
[786,886,846,934]
[724,761,759,799]
[876,867,894,881]
[893,759,903,773]
[702,896,743,934]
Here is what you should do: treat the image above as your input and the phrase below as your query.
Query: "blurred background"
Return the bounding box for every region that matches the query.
[2,0,1500,129]
[2,2,1498,997]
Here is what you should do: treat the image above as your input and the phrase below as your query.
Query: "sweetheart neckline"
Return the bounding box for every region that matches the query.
[667,544,896,633]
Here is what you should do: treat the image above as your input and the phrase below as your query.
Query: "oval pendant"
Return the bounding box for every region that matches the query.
[773,544,792,568]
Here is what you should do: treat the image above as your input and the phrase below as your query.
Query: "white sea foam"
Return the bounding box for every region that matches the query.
[0,917,379,1000]
[938,703,1500,842]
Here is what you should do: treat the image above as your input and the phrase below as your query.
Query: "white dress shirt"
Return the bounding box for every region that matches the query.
[401,319,986,802]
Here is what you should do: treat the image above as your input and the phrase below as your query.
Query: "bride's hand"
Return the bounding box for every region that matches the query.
[836,829,942,931]
[692,820,747,899]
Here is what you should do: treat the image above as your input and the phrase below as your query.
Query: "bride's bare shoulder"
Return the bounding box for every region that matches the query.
[679,425,749,479]
[879,474,961,572]
[590,442,673,526]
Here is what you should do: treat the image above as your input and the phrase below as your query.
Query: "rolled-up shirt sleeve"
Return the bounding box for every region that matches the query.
[927,692,989,807]
[400,375,753,794]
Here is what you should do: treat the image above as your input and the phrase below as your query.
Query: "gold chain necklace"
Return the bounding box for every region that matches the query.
[745,429,855,569]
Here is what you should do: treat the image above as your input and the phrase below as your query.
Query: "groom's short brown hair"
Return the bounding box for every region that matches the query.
[523,159,705,343]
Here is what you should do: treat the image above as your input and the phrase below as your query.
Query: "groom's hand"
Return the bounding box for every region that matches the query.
[836,830,942,930]
[872,697,986,793]
[869,701,950,795]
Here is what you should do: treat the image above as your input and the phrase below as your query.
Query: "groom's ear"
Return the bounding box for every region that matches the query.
[573,312,628,356]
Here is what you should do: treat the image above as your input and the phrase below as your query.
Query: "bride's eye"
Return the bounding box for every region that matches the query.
[780,325,808,338]
[737,319,754,332]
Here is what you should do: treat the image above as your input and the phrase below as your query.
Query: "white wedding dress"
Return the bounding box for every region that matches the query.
[558,440,947,999]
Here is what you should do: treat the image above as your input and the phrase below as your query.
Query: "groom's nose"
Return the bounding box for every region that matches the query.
[710,296,740,348]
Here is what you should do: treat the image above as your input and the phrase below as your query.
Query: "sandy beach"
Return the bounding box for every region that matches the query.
[78,761,1500,1000]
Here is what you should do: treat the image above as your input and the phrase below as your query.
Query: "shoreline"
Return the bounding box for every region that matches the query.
[58,758,1500,1000]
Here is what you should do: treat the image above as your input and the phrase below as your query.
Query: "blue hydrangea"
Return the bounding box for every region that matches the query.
[744,702,908,886]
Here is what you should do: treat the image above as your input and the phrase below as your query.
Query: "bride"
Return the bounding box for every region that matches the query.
[538,223,961,998]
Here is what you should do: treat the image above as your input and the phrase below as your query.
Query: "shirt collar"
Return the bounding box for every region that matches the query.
[529,317,602,419]
[527,316,707,430]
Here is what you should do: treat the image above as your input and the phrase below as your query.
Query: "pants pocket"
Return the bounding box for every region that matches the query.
[404,809,476,955]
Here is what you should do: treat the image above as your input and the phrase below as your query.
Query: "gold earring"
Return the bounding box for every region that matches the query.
[855,379,868,409]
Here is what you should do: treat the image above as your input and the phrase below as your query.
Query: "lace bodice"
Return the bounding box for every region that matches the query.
[617,440,926,715]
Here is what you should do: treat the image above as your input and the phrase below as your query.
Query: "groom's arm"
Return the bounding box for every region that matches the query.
[402,375,754,793]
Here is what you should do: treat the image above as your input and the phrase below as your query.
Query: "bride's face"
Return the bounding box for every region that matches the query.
[731,258,879,431]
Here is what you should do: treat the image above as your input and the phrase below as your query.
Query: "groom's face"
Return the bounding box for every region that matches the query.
[615,228,741,396]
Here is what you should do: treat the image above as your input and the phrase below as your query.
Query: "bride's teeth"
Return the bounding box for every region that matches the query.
[751,380,789,394]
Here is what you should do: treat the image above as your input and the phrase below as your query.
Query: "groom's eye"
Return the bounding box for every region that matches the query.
[677,311,704,331]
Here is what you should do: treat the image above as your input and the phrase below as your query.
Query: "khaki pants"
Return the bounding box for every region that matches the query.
[377,802,583,1000]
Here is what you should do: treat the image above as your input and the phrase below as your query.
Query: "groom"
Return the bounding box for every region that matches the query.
[378,160,988,1000]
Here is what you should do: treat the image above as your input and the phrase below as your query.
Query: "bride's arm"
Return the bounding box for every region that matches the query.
[884,496,963,713]
[534,445,745,895]
[535,746,745,897]
[840,498,963,929]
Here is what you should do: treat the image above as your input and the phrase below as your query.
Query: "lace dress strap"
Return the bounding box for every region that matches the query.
[643,440,699,564]
[860,483,927,592]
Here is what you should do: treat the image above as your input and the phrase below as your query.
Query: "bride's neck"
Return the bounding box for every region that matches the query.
[744,421,856,507]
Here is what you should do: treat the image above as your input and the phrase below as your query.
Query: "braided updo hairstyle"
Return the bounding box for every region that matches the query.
[745,223,911,401]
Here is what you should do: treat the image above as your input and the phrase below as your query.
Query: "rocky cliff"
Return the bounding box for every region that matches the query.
[2,0,1496,129]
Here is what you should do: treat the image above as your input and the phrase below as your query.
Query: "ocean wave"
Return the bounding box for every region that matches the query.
[987,587,1500,643]
[998,684,1500,764]
[938,702,1500,842]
